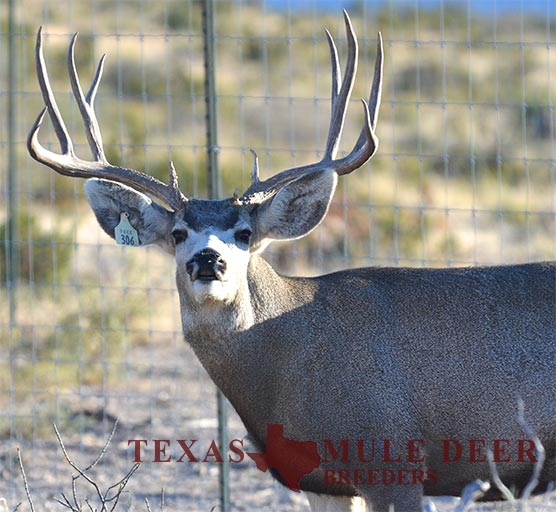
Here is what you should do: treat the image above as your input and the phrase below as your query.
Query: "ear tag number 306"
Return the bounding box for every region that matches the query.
[115,212,139,246]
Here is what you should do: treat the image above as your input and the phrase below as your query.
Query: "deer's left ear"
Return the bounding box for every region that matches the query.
[253,170,337,243]
[84,178,175,254]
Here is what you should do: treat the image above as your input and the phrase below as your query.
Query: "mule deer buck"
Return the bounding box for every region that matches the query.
[28,12,555,512]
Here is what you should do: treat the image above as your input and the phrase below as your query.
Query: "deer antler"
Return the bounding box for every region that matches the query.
[240,10,383,204]
[27,27,186,210]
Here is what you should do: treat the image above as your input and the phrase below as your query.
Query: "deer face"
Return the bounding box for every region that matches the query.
[172,199,254,304]
[84,169,338,305]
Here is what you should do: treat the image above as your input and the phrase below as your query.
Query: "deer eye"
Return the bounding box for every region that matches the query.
[172,229,188,245]
[235,229,252,245]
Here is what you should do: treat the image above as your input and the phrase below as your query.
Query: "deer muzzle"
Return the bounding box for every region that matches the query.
[186,249,227,282]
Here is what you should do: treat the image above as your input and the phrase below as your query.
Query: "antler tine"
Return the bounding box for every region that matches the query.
[34,26,74,156]
[323,10,358,162]
[367,32,383,132]
[168,160,180,193]
[249,149,260,186]
[67,32,106,162]
[333,31,383,176]
[240,12,383,203]
[27,28,187,210]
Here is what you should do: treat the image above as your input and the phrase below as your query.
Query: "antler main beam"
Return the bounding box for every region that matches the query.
[240,10,383,203]
[27,27,186,210]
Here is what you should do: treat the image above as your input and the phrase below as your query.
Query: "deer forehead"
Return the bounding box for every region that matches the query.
[176,198,252,232]
[173,200,253,259]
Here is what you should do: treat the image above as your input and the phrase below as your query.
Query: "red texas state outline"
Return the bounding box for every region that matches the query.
[246,423,321,492]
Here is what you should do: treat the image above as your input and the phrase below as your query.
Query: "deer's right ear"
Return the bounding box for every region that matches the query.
[84,179,175,254]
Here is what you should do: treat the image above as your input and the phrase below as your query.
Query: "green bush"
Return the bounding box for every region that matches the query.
[0,210,72,286]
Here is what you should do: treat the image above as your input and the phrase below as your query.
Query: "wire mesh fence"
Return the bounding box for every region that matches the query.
[1,0,555,510]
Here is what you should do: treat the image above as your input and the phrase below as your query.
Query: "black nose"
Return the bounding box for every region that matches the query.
[186,249,227,281]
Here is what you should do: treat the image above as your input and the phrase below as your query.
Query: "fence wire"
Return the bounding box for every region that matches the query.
[1,0,555,510]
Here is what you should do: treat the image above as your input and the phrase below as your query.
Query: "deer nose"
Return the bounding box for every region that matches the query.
[186,249,227,282]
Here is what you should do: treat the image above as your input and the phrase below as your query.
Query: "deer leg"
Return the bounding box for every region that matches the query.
[306,493,367,512]
[357,485,423,512]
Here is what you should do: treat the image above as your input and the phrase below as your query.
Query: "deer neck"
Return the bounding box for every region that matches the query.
[176,254,317,428]
[177,254,313,349]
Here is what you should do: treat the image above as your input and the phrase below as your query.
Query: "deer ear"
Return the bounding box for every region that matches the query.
[254,169,337,243]
[84,178,175,254]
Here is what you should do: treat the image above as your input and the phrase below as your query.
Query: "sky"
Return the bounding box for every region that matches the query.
[263,0,555,15]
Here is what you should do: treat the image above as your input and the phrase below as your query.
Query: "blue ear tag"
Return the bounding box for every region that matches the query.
[114,212,140,246]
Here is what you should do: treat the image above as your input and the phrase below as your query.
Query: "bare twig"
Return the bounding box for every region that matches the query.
[16,448,36,512]
[144,489,166,512]
[84,418,119,473]
[422,500,438,512]
[71,478,79,511]
[53,420,141,511]
[53,422,104,503]
[454,479,491,512]
[543,482,555,504]
[487,448,517,504]
[1,498,20,512]
[105,462,140,511]
[485,400,550,511]
[52,493,77,511]
[518,400,545,501]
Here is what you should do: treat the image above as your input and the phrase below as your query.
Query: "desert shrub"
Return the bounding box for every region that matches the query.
[0,210,72,286]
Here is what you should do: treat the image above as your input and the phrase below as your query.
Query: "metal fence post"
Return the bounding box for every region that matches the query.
[6,0,19,325]
[201,1,229,511]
